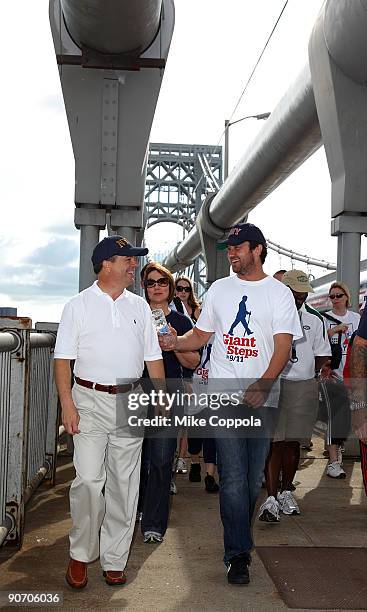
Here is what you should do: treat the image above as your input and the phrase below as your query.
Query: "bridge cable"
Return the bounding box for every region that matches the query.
[226,0,289,127]
[193,0,290,199]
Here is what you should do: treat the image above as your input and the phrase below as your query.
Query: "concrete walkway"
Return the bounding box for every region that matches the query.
[0,435,366,611]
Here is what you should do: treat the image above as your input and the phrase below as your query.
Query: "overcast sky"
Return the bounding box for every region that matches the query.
[1,0,364,323]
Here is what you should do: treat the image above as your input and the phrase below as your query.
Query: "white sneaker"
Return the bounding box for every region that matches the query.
[170,480,178,495]
[326,461,346,479]
[258,496,280,522]
[277,490,300,515]
[175,458,187,474]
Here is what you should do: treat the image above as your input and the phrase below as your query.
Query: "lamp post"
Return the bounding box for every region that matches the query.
[224,112,270,180]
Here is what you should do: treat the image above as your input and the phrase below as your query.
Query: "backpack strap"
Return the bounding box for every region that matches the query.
[322,312,342,325]
[322,312,342,349]
[173,297,184,314]
[191,306,198,324]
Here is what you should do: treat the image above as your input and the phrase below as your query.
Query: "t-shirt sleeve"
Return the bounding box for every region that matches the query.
[195,288,215,333]
[143,303,162,361]
[273,287,303,339]
[54,300,79,360]
[352,311,361,331]
[357,307,367,340]
[313,317,332,357]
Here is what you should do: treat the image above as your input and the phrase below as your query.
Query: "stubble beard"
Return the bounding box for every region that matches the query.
[232,254,255,277]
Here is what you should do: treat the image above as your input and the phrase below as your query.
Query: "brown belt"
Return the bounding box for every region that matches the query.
[75,376,140,395]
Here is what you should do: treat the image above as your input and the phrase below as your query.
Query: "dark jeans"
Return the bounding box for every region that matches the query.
[187,437,217,464]
[215,436,270,564]
[140,436,177,537]
[319,378,351,445]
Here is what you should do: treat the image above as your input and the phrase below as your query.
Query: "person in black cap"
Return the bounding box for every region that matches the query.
[54,235,165,589]
[160,222,302,585]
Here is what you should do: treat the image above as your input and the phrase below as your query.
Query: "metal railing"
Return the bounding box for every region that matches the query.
[0,333,16,545]
[0,320,58,548]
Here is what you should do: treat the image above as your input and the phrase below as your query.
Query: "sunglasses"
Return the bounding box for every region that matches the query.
[145,277,169,288]
[329,293,345,299]
[176,286,191,293]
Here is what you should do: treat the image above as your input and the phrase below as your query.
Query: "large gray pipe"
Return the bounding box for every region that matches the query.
[61,0,162,55]
[323,0,367,85]
[164,65,322,271]
[164,0,367,272]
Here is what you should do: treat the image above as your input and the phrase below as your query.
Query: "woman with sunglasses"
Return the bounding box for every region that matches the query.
[174,276,201,323]
[172,277,202,474]
[140,263,200,543]
[324,282,360,478]
[173,278,219,489]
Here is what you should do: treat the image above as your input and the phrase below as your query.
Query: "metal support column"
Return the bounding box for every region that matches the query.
[331,216,367,311]
[309,0,367,310]
[336,233,361,311]
[114,227,136,245]
[75,207,106,291]
[79,226,100,291]
[50,0,174,294]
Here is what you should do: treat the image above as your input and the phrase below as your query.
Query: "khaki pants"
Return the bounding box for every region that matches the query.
[70,383,142,570]
[273,378,319,443]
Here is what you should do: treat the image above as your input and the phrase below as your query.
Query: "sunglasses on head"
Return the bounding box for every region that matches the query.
[144,277,169,288]
[176,285,191,293]
[329,293,345,299]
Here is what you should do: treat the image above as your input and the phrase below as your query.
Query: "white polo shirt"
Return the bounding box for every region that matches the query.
[54,281,162,385]
[281,303,331,380]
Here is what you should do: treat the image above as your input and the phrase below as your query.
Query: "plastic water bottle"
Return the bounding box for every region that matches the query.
[151,308,170,335]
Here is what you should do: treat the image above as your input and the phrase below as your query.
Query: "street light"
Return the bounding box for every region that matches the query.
[224,112,271,180]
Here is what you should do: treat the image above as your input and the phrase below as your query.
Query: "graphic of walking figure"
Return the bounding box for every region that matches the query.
[202,343,212,369]
[228,295,253,336]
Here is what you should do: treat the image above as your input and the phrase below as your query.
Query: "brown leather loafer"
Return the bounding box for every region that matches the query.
[66,558,88,589]
[103,570,127,586]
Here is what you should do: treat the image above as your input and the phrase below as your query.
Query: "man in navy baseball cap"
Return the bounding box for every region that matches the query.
[217,223,267,250]
[92,236,148,267]
[55,232,164,589]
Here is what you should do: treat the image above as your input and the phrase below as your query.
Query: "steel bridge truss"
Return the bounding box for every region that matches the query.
[144,143,222,297]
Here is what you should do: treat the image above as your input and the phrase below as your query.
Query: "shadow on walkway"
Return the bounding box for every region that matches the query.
[0,435,366,611]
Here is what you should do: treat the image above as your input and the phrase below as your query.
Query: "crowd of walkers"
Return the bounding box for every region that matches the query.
[55,224,367,591]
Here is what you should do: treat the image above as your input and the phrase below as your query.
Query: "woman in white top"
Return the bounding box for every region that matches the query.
[324,281,360,477]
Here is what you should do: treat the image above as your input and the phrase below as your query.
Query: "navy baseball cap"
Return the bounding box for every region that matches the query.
[91,236,148,266]
[217,223,267,250]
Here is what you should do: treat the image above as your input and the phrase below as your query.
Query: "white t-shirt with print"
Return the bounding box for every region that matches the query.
[281,303,331,380]
[196,275,302,405]
[324,309,361,378]
[193,334,215,387]
[187,334,215,415]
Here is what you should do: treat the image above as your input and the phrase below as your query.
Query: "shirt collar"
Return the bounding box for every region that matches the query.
[91,280,126,301]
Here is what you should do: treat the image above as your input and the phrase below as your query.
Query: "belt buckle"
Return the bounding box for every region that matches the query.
[108,385,114,394]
